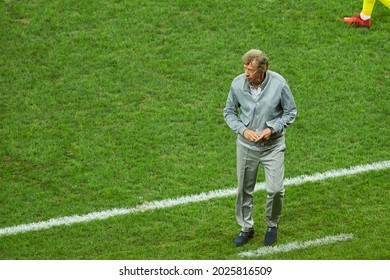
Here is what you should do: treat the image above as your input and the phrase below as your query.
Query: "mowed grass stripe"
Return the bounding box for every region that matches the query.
[1,161,389,237]
[238,233,354,257]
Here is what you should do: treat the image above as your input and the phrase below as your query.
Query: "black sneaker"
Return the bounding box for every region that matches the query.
[264,226,278,246]
[234,229,254,247]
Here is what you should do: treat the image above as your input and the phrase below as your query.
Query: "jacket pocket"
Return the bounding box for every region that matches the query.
[239,114,250,126]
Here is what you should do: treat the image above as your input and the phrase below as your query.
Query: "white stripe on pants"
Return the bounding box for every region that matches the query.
[236,138,286,231]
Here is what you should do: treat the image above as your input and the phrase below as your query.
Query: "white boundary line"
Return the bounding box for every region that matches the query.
[1,160,389,237]
[238,233,354,257]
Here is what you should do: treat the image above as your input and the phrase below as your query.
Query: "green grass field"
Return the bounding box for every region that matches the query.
[1,0,389,260]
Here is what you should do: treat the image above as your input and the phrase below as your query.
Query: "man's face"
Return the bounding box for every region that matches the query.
[244,61,262,86]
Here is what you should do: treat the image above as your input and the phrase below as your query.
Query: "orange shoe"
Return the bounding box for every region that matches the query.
[343,13,370,28]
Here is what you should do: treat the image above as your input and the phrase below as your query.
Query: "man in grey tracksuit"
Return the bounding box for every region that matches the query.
[223,49,297,246]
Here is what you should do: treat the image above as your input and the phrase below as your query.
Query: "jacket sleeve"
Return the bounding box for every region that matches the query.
[266,83,297,133]
[223,85,247,135]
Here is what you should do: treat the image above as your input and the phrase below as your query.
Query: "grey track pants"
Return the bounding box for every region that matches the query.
[235,139,286,231]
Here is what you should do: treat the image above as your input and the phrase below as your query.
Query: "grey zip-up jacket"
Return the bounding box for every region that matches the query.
[223,70,297,150]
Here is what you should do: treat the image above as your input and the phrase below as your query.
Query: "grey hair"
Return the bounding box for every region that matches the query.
[242,49,269,72]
